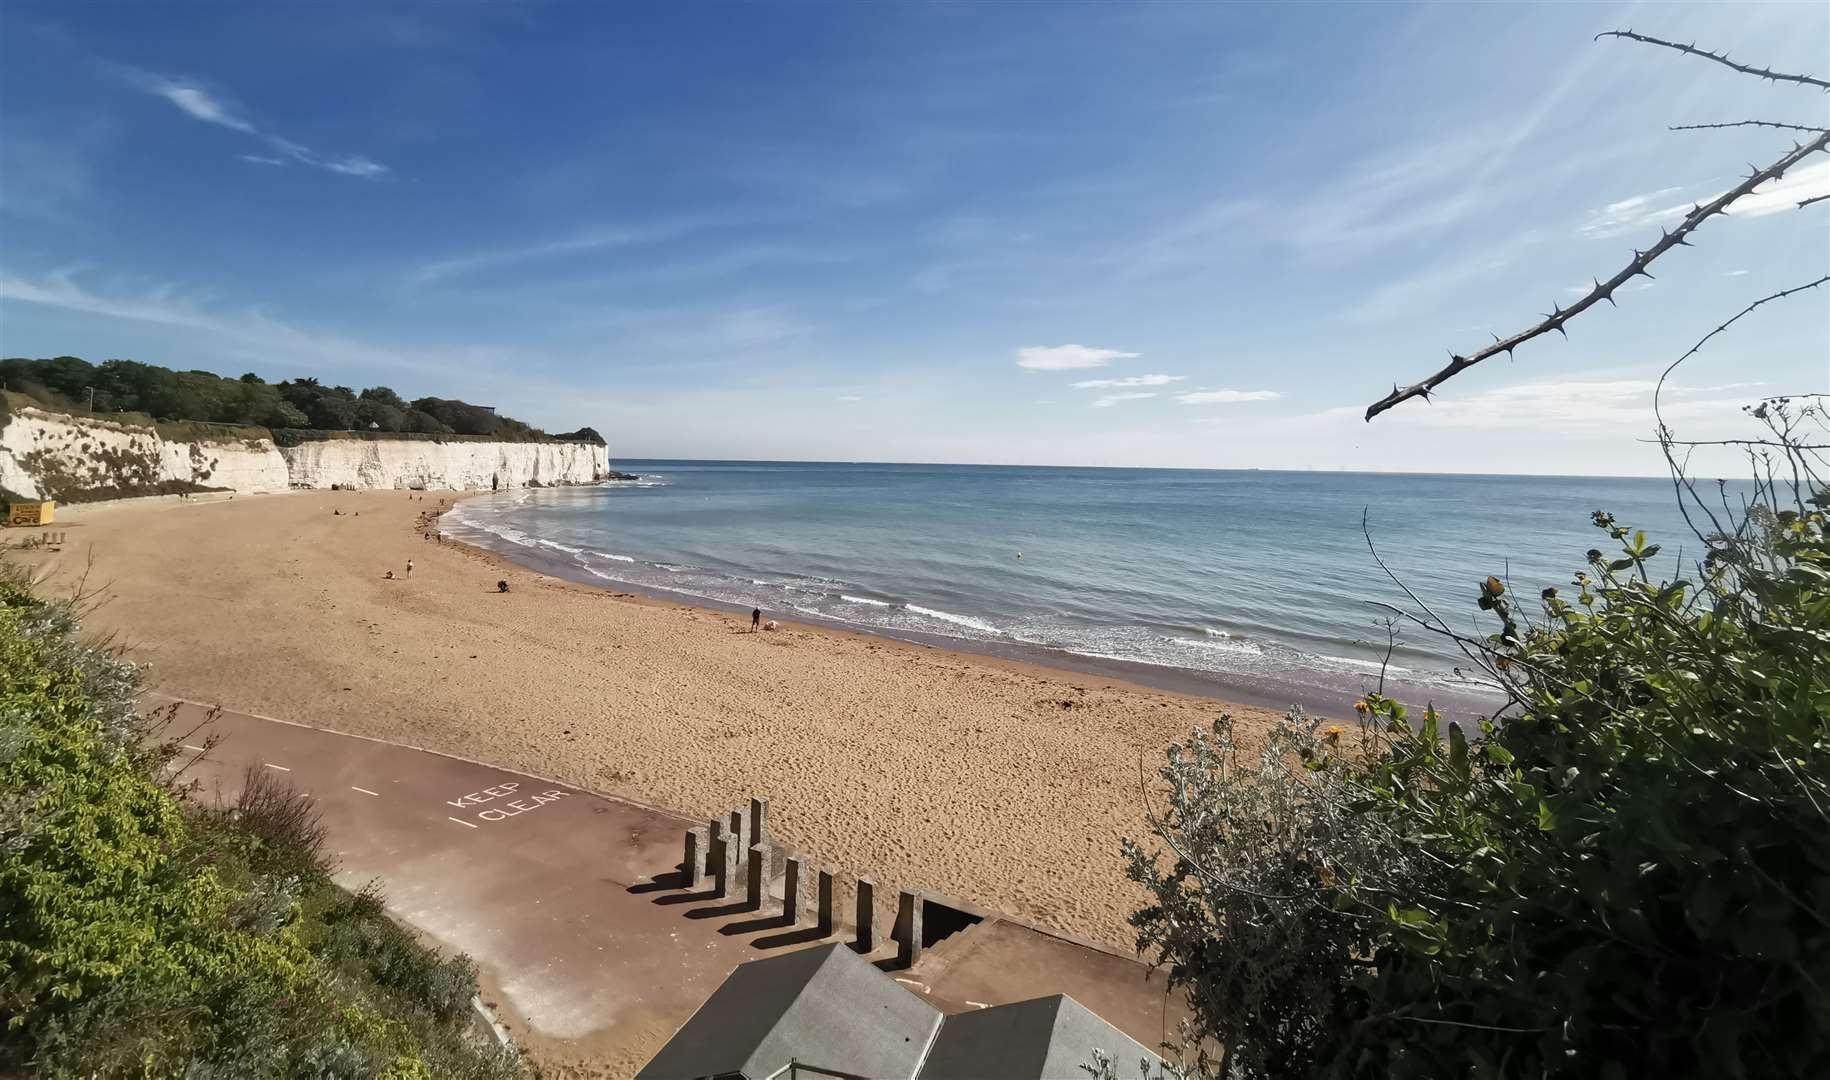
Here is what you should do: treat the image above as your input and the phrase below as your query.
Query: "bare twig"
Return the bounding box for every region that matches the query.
[1596,29,1830,90]
[1652,277,1830,539]
[1670,120,1830,134]
[1364,132,1829,421]
[1800,192,1830,210]
[1644,438,1830,450]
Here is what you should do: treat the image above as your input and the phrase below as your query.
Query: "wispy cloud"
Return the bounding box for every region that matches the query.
[412,220,710,285]
[146,80,255,132]
[1071,374,1184,389]
[1092,391,1157,408]
[1579,186,1688,238]
[1730,160,1830,219]
[1015,344,1138,371]
[836,394,863,402]
[1177,389,1279,404]
[121,68,388,179]
[0,268,498,381]
[1577,161,1828,239]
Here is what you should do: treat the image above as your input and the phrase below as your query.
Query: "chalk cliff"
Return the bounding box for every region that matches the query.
[0,403,606,501]
[277,436,607,490]
[0,404,289,501]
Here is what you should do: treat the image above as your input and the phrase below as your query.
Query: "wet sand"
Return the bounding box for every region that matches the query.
[31,490,1293,952]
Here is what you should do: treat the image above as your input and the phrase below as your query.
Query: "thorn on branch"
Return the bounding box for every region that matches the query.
[1597,29,1830,89]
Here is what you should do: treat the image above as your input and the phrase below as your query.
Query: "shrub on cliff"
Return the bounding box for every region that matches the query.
[1127,492,1830,1078]
[0,569,525,1079]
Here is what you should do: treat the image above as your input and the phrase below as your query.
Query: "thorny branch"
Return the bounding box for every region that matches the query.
[1364,28,1830,422]
[1595,29,1830,91]
[1670,120,1829,134]
[1363,130,1828,421]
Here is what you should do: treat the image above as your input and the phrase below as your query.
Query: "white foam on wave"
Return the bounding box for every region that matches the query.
[586,550,636,563]
[1317,653,1410,674]
[538,539,584,555]
[1170,635,1263,656]
[905,604,1000,635]
[840,594,891,607]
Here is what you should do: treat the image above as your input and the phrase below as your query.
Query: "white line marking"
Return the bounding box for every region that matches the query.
[448,816,479,829]
[966,1000,990,1009]
[182,744,206,752]
[262,763,290,772]
[351,786,380,797]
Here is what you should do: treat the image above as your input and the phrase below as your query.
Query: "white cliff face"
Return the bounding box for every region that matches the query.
[0,406,287,499]
[157,435,292,493]
[1,404,604,499]
[278,437,607,490]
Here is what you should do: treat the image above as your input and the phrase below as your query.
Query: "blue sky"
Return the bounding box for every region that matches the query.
[2,1,1825,475]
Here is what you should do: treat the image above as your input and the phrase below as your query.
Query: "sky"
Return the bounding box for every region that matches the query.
[1,1,1826,475]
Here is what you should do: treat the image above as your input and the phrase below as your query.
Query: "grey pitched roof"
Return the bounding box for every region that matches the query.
[917,995,1162,1080]
[635,943,944,1080]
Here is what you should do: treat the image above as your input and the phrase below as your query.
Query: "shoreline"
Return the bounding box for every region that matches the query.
[432,492,1307,717]
[441,489,1502,722]
[35,488,1290,951]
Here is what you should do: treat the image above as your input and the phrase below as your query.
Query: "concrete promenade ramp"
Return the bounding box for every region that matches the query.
[150,696,1183,1075]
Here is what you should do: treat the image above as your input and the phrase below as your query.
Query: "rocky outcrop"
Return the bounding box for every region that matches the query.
[0,403,607,500]
[278,436,607,490]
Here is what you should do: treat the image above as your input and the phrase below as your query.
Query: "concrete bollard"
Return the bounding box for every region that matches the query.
[749,796,770,846]
[684,827,708,888]
[782,856,805,923]
[747,843,772,913]
[708,822,730,898]
[855,876,877,952]
[896,889,925,968]
[816,866,836,936]
[730,808,749,855]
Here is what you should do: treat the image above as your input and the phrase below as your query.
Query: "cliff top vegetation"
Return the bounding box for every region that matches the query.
[1,356,602,445]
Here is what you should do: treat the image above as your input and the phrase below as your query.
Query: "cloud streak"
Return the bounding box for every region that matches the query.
[124,69,388,179]
[412,219,712,285]
[1071,374,1184,389]
[1177,389,1280,404]
[1092,392,1157,408]
[1015,344,1138,371]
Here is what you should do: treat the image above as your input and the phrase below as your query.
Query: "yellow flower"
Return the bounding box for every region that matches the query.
[1323,725,1344,742]
[1352,699,1370,714]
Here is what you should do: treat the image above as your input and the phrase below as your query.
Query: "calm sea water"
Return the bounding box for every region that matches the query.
[447,462,1704,715]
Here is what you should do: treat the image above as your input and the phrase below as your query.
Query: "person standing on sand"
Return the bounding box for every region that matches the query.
[405,558,414,578]
[751,608,762,632]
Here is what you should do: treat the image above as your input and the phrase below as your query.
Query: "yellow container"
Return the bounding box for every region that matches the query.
[8,501,54,526]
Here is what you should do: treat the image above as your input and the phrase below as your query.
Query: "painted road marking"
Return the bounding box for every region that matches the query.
[447,782,521,808]
[262,762,291,772]
[351,786,380,797]
[448,816,480,829]
[966,1000,990,1009]
[182,744,206,752]
[475,790,572,823]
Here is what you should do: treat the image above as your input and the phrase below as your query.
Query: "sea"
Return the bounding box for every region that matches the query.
[445,461,1706,718]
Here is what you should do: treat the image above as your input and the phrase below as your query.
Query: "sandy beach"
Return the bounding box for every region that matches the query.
[26,490,1288,951]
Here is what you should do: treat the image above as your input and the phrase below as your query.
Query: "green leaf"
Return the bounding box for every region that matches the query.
[1448,722,1469,779]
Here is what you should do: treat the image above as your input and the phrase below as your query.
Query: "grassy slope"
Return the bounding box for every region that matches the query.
[0,569,527,1079]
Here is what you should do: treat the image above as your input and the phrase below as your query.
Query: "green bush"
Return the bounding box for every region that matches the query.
[1127,494,1830,1078]
[0,567,526,1078]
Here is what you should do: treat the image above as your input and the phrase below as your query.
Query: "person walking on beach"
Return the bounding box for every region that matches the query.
[751,608,762,632]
